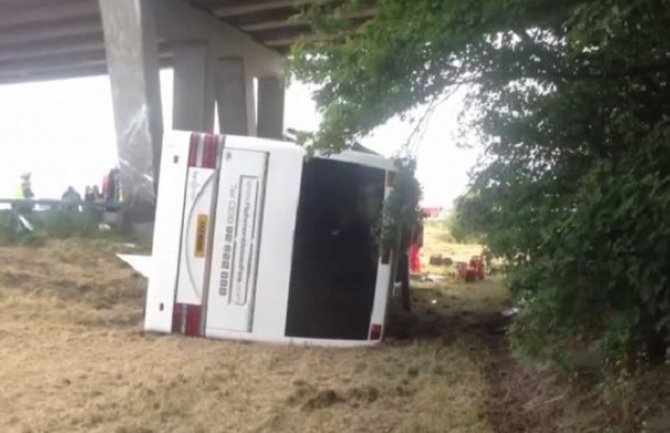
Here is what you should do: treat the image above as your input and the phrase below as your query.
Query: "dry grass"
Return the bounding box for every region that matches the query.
[6,232,659,433]
[0,238,505,433]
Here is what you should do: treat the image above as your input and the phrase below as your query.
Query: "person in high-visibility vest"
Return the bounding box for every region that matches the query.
[13,173,34,212]
[19,173,34,199]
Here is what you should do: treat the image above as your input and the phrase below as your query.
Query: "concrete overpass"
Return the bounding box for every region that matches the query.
[0,0,373,222]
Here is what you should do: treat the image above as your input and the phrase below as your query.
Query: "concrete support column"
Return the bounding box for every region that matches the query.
[215,57,250,135]
[99,0,163,223]
[172,42,215,132]
[257,76,285,140]
[245,70,258,136]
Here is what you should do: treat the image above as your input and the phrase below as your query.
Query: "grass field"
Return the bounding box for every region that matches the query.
[0,237,512,433]
[1,232,666,432]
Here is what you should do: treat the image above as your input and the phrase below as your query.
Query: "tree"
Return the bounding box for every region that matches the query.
[381,158,422,311]
[291,0,670,363]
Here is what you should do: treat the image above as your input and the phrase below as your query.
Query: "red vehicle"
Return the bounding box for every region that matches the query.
[458,256,485,282]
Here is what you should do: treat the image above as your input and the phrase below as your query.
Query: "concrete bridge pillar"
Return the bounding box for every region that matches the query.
[173,42,215,133]
[257,76,285,140]
[98,0,163,223]
[100,0,285,225]
[216,57,251,135]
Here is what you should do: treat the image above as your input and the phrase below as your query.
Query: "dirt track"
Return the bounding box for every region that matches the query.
[0,239,571,433]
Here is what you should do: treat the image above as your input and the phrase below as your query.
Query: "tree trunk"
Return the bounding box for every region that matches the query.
[399,252,411,312]
[646,329,668,365]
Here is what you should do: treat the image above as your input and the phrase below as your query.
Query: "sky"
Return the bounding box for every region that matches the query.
[0,70,478,208]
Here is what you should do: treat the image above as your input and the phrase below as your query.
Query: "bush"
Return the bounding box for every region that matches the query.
[0,208,120,246]
[463,123,670,368]
[0,210,44,245]
[508,133,670,365]
[452,0,670,364]
[34,208,103,239]
[440,211,483,245]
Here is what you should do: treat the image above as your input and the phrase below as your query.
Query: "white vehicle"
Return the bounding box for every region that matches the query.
[143,131,396,346]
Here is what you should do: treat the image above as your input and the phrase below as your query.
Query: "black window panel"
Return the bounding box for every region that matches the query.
[285,158,385,340]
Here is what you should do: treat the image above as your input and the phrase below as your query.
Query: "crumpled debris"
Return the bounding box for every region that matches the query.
[501,307,520,318]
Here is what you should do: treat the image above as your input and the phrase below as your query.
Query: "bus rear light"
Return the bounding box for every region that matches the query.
[369,324,383,340]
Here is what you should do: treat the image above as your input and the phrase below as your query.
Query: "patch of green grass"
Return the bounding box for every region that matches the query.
[0,209,125,246]
[0,211,45,246]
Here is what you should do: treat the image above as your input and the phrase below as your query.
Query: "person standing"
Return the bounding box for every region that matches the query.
[91,185,103,201]
[409,217,424,274]
[19,173,34,199]
[84,186,95,203]
[61,186,82,212]
[105,168,121,203]
[13,173,34,213]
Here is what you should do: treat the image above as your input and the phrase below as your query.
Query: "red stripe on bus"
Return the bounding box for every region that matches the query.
[188,134,198,167]
[369,324,383,340]
[171,303,184,334]
[202,134,217,168]
[184,305,203,336]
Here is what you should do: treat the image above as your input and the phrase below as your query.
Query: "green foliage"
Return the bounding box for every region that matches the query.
[506,130,670,364]
[290,0,591,152]
[0,209,119,246]
[380,158,422,252]
[0,211,44,246]
[445,203,483,245]
[430,212,482,245]
[291,0,670,363]
[36,208,103,239]
[455,1,670,363]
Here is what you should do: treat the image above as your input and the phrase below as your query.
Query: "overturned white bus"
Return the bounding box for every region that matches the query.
[144,131,396,346]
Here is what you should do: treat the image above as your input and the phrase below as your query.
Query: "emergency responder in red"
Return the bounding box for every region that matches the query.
[410,217,424,273]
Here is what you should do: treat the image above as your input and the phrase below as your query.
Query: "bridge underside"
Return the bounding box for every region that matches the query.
[0,0,325,223]
[0,0,324,85]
